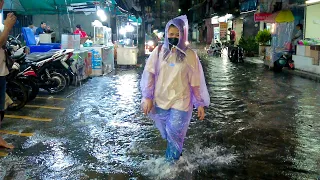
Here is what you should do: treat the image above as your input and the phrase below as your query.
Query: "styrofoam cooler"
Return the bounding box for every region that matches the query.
[39,34,52,43]
[102,46,115,74]
[117,46,138,65]
[61,34,80,50]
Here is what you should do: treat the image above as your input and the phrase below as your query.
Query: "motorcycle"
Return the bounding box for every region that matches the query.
[10,51,39,102]
[229,45,244,63]
[47,49,75,86]
[6,63,28,111]
[13,50,71,94]
[274,51,295,71]
[207,41,222,57]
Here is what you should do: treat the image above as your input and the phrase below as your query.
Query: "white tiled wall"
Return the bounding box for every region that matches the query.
[293,55,320,74]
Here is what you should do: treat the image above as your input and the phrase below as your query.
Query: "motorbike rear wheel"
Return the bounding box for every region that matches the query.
[46,72,67,94]
[6,80,28,111]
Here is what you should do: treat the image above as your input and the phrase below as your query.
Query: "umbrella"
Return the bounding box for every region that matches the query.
[264,10,295,23]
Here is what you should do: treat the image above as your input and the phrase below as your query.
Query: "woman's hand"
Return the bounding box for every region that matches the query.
[197,106,205,120]
[142,98,153,115]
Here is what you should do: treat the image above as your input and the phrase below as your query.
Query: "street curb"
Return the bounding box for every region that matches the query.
[282,68,320,83]
[242,57,320,83]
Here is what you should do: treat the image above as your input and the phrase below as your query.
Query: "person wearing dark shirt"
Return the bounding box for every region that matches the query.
[35,22,52,35]
[28,21,37,34]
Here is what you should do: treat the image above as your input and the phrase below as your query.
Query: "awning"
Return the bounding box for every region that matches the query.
[264,10,295,23]
[9,0,117,15]
[129,15,142,24]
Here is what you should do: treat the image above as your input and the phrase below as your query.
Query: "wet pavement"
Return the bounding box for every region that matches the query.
[1,51,320,179]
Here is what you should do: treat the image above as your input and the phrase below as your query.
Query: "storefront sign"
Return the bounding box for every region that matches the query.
[219,22,228,40]
[254,13,272,22]
[211,17,219,24]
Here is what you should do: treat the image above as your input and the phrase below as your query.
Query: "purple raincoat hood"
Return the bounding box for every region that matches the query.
[162,15,189,61]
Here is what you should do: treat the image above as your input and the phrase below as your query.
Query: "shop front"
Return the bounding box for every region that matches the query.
[292,1,320,74]
[262,10,295,69]
[61,23,115,83]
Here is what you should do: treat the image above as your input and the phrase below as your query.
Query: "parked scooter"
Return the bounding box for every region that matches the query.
[47,49,75,86]
[6,62,29,110]
[13,50,72,94]
[10,50,39,102]
[229,45,244,63]
[207,40,222,57]
[274,51,295,71]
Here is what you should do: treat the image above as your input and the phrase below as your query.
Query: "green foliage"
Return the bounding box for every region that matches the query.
[255,29,272,45]
[239,36,259,56]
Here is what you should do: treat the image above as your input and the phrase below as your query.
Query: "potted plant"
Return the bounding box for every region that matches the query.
[256,29,272,57]
[239,36,259,57]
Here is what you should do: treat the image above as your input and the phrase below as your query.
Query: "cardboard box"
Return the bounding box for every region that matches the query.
[305,46,311,57]
[310,46,320,51]
[310,50,320,65]
[296,45,306,56]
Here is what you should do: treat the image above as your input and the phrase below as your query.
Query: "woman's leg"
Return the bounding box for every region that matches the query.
[0,77,13,149]
[0,76,6,124]
[153,106,170,140]
[165,109,191,162]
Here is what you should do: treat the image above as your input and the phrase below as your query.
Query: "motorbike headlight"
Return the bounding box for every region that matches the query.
[147,41,154,46]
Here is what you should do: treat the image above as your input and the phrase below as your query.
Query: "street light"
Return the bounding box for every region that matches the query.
[97,9,107,22]
[119,27,126,35]
[306,0,320,4]
[125,24,134,32]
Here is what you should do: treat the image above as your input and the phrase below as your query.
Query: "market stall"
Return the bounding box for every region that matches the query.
[292,1,320,74]
[116,16,140,65]
[81,24,114,76]
[71,50,91,85]
[263,10,295,69]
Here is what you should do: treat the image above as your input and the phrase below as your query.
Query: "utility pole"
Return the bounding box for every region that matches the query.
[138,0,146,57]
[159,0,162,29]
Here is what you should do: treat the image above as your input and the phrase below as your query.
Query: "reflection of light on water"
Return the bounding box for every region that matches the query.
[292,83,320,173]
[24,136,83,178]
[116,74,138,105]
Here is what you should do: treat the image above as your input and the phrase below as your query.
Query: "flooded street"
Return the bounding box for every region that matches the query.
[1,53,320,179]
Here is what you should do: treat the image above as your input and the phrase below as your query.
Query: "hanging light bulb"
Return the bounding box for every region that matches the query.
[119,27,126,35]
[97,8,107,22]
[125,24,134,32]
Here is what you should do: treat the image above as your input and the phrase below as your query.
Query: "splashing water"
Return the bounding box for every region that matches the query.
[138,145,236,179]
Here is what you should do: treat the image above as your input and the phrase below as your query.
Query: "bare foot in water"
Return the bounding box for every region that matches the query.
[0,137,14,149]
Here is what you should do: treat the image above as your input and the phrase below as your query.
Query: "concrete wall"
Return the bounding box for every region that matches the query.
[233,18,243,45]
[293,55,320,74]
[243,13,259,38]
[33,13,111,42]
[305,3,320,39]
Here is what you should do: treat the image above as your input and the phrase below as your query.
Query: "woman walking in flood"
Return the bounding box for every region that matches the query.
[140,15,210,163]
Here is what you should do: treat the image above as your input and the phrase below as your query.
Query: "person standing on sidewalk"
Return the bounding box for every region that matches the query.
[140,15,210,163]
[0,0,17,149]
[292,24,303,54]
[228,28,236,45]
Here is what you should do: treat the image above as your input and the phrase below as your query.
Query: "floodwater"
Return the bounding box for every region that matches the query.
[1,52,320,180]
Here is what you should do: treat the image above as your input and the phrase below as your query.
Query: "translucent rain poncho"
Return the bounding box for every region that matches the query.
[140,15,210,162]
